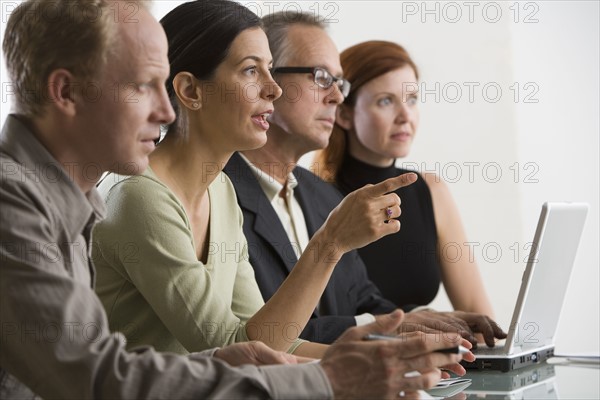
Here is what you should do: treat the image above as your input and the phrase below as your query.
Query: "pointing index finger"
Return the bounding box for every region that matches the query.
[368,173,418,197]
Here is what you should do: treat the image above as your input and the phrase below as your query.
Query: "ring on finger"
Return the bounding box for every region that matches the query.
[385,206,393,222]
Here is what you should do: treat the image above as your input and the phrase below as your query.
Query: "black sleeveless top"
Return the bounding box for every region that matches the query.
[336,154,441,307]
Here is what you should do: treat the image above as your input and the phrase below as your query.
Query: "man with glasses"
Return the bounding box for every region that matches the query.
[225,12,384,344]
[224,11,505,345]
[271,67,351,98]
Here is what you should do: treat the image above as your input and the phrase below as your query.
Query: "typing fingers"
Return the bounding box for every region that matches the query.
[472,317,507,347]
[451,312,507,347]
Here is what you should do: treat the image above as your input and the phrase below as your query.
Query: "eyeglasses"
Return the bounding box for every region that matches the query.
[271,67,351,98]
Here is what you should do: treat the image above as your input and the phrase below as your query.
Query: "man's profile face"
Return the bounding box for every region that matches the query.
[268,25,344,155]
[75,5,175,176]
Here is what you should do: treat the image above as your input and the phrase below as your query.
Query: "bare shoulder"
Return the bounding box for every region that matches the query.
[419,172,460,220]
[420,172,450,197]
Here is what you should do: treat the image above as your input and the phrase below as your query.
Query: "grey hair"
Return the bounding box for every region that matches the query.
[261,11,327,67]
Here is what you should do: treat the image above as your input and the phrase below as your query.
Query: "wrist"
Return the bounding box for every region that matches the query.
[210,347,223,359]
[320,361,344,398]
[308,228,345,263]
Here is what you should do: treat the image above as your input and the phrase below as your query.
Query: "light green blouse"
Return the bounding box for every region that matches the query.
[92,167,303,354]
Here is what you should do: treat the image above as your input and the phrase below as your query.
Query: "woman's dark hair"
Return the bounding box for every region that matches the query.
[160,0,262,137]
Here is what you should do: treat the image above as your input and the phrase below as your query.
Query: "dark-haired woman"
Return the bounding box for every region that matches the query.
[92,2,411,358]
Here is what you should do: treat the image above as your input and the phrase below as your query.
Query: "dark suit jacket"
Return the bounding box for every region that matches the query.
[224,152,397,344]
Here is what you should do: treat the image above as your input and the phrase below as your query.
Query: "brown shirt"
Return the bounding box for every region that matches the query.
[0,115,332,399]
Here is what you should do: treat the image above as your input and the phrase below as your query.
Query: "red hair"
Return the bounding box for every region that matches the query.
[313,41,419,182]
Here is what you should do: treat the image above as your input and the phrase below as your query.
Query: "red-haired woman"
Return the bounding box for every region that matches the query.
[315,41,494,317]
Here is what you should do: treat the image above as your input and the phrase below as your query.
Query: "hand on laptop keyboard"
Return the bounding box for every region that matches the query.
[398,310,508,348]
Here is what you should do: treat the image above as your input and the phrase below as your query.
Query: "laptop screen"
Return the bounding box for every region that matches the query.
[506,202,588,352]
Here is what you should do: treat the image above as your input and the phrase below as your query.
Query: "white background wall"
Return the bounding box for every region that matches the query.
[1,1,597,355]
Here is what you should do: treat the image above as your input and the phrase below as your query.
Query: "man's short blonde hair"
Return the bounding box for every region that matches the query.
[2,0,149,117]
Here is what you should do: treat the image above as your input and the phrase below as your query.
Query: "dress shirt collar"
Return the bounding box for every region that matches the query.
[237,152,298,202]
[0,114,106,240]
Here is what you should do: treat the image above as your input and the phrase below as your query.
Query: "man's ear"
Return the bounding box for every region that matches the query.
[172,72,202,110]
[335,104,354,130]
[46,69,77,117]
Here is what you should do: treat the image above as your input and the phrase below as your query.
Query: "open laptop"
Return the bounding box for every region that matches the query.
[462,202,589,372]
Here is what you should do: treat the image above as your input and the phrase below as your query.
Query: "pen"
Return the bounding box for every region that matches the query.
[363,334,470,355]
